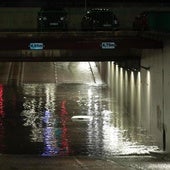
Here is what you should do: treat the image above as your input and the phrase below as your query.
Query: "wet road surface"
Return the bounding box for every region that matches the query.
[0,62,169,169]
[0,155,129,170]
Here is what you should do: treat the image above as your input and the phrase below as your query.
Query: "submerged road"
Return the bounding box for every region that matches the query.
[0,62,169,170]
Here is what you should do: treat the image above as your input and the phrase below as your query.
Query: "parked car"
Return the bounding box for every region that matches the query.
[133,11,170,32]
[37,7,68,31]
[132,12,148,31]
[81,8,119,31]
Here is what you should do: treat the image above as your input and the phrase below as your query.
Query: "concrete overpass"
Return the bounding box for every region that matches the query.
[0,31,163,62]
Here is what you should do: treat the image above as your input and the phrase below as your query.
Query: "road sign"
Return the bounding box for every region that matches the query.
[101,42,116,49]
[29,43,44,50]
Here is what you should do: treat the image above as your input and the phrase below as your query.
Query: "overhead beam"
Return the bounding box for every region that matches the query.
[0,49,140,61]
[0,31,162,61]
[0,32,163,51]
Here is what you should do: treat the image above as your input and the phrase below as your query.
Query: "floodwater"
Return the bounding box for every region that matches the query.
[0,62,159,158]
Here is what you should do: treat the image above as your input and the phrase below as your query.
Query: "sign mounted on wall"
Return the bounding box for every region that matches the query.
[101,42,116,49]
[29,43,44,50]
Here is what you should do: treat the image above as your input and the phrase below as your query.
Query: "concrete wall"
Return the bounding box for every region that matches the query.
[0,8,39,30]
[141,49,163,149]
[141,44,170,152]
[97,43,170,152]
[162,41,170,152]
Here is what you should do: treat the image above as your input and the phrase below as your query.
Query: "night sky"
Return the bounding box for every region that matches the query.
[0,0,170,7]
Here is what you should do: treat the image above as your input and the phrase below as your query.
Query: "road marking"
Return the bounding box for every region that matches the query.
[74,158,89,170]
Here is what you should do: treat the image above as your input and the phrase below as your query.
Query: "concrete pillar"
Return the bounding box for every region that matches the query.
[163,41,170,152]
[141,48,166,151]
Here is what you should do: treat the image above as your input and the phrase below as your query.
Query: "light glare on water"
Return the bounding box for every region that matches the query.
[19,84,160,156]
[0,62,160,157]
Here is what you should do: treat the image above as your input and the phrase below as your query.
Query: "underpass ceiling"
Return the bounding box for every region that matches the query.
[0,48,141,62]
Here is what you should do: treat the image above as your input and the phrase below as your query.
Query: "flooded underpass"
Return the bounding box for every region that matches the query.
[0,62,159,156]
[0,61,169,170]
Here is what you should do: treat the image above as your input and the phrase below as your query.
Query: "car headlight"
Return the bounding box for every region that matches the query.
[43,17,47,20]
[114,19,118,25]
[60,17,64,21]
[93,20,99,24]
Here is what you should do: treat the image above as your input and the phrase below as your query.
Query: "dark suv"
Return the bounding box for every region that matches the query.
[37,7,68,31]
[81,8,119,31]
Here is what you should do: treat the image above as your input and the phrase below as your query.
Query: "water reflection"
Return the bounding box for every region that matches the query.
[102,62,159,156]
[0,84,4,118]
[0,84,4,153]
[0,62,160,157]
[42,110,57,156]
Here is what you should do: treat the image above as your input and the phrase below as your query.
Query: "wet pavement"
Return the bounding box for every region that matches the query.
[0,155,128,170]
[111,154,170,170]
[1,154,170,170]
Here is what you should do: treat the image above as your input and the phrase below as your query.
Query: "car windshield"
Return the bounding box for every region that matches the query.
[91,11,113,19]
[89,11,113,23]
